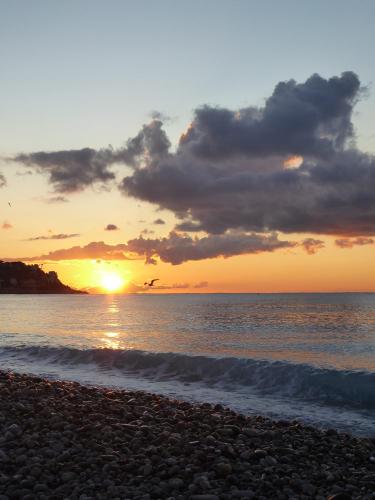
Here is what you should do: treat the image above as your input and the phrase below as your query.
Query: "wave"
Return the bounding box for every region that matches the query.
[1,345,374,410]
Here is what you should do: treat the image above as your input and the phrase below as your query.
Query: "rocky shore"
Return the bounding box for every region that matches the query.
[0,370,374,500]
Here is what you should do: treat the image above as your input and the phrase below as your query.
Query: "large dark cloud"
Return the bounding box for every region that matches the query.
[120,72,375,237]
[14,148,116,193]
[179,72,360,159]
[12,72,375,243]
[18,231,295,265]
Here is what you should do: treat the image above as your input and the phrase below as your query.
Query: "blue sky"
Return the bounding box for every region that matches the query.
[1,0,375,154]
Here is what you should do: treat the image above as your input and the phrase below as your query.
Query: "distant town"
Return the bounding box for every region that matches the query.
[0,261,85,294]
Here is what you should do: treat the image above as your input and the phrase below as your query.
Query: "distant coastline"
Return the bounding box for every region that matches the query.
[0,261,86,294]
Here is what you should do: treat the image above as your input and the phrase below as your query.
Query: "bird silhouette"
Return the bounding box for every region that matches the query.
[144,279,159,286]
[8,202,11,207]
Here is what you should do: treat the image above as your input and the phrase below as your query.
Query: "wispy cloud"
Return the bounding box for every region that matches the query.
[20,241,131,262]
[193,281,208,289]
[25,233,80,241]
[301,238,325,255]
[335,237,374,248]
[2,221,12,229]
[46,196,69,204]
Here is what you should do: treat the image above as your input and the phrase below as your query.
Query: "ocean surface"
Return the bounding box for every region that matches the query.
[0,293,374,436]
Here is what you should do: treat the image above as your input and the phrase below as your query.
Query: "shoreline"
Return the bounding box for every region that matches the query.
[0,370,374,499]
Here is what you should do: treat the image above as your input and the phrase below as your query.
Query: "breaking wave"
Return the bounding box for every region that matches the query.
[1,345,374,410]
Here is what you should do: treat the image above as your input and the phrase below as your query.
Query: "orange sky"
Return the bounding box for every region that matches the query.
[1,151,375,293]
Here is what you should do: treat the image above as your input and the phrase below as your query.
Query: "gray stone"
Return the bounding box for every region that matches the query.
[168,477,184,489]
[61,471,76,482]
[215,462,232,477]
[190,496,220,500]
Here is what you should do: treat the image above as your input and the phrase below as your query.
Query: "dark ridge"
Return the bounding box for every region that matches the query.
[0,261,86,294]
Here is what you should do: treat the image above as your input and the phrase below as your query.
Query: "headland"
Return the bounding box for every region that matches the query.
[0,261,85,294]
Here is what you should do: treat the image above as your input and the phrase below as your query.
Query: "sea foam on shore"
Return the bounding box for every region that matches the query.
[1,345,374,438]
[0,370,374,499]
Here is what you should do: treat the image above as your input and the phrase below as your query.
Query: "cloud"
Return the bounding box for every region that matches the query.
[25,233,80,241]
[125,231,295,265]
[115,119,171,167]
[105,224,119,231]
[18,231,295,264]
[12,119,170,193]
[150,111,171,122]
[20,241,131,262]
[335,237,374,248]
[13,147,117,193]
[194,281,208,289]
[2,221,12,229]
[151,282,190,290]
[141,228,154,235]
[153,218,165,225]
[178,72,360,160]
[0,173,7,187]
[123,281,190,293]
[46,196,69,204]
[119,72,375,238]
[16,170,33,176]
[301,238,325,254]
[12,71,375,263]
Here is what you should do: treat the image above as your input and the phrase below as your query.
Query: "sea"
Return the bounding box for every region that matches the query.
[0,293,374,436]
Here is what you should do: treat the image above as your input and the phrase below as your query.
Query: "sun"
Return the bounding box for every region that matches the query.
[100,272,125,293]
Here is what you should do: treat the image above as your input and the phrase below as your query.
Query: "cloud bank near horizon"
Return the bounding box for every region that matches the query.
[15,231,295,265]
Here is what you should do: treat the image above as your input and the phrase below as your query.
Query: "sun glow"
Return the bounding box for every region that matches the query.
[101,272,125,292]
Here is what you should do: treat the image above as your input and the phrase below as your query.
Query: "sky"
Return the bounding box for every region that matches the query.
[1,0,375,293]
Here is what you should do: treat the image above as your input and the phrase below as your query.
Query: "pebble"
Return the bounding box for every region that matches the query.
[215,462,232,477]
[190,496,219,500]
[0,369,373,499]
[327,494,352,500]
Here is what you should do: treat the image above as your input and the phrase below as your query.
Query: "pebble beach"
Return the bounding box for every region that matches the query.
[0,370,374,500]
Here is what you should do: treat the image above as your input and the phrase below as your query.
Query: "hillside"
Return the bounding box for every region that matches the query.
[0,261,86,294]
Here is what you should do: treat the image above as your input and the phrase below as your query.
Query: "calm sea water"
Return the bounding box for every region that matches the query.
[0,293,374,435]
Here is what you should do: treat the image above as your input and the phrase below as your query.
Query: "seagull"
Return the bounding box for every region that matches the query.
[144,279,159,287]
[8,202,11,207]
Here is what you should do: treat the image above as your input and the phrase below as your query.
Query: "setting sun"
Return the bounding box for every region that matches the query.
[100,273,125,292]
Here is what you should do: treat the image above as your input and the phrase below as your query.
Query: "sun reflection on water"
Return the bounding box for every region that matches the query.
[101,331,121,349]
